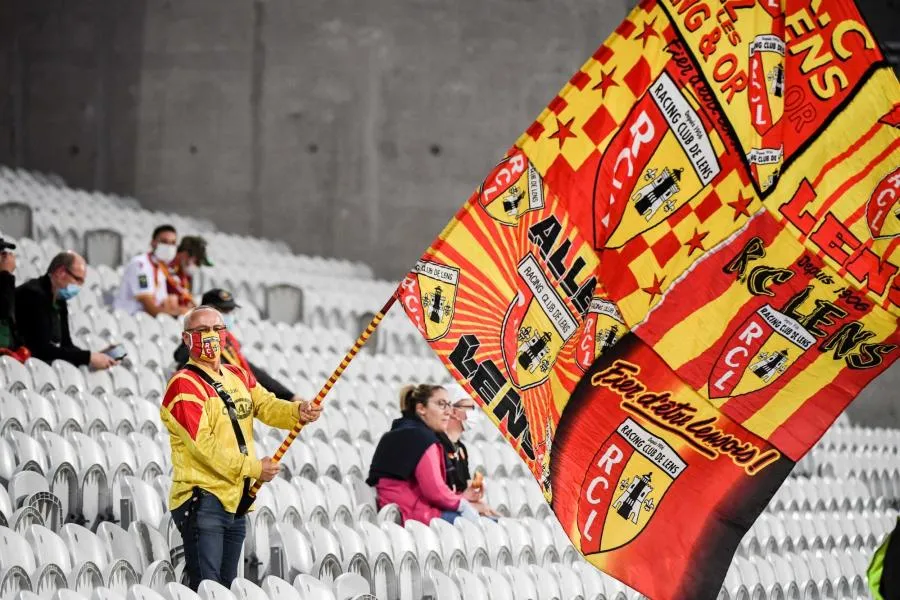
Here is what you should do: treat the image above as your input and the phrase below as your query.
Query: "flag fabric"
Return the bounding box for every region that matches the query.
[398,0,900,597]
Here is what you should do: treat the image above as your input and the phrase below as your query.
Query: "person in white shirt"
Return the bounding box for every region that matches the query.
[114,224,186,317]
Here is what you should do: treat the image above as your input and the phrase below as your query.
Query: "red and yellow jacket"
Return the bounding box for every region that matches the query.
[160,359,298,512]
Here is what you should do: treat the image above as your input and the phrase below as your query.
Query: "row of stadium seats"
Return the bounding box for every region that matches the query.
[0,166,372,278]
[4,162,897,599]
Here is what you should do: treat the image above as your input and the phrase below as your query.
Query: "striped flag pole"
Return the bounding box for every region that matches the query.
[247,292,398,498]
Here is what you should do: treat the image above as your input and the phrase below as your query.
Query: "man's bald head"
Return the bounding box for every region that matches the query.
[47,251,87,295]
[47,251,86,278]
[183,305,224,331]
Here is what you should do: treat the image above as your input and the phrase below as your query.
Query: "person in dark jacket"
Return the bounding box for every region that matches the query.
[15,251,116,369]
[439,385,498,517]
[173,288,296,401]
[440,388,475,493]
[367,384,485,524]
[0,237,29,362]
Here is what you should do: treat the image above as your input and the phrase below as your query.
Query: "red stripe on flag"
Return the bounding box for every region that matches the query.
[811,121,884,190]
[811,137,900,229]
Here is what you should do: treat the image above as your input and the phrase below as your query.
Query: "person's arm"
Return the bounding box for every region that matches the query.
[15,285,90,366]
[160,374,262,480]
[136,294,166,316]
[414,444,463,511]
[247,360,294,400]
[0,271,14,323]
[129,260,176,316]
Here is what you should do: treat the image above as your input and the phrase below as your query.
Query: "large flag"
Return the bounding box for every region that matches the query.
[398,0,900,597]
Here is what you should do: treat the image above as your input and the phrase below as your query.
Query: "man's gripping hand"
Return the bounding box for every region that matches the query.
[294,397,322,423]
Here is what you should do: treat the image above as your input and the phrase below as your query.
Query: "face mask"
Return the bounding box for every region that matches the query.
[154,243,177,263]
[187,330,223,363]
[183,262,199,277]
[222,314,235,330]
[57,283,80,301]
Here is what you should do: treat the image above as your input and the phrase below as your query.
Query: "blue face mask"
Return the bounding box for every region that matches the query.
[57,283,80,301]
[222,314,235,330]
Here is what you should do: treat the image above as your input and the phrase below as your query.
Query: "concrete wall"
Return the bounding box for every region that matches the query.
[1,0,897,427]
[0,0,633,278]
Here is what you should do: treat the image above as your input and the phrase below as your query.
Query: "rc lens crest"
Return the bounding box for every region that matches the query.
[596,72,722,248]
[709,304,814,400]
[577,418,685,554]
[415,260,460,342]
[479,149,545,226]
[501,255,578,390]
[576,297,626,372]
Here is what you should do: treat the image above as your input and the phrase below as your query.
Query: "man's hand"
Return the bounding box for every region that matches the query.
[0,251,15,274]
[259,457,281,482]
[89,352,117,370]
[462,484,484,503]
[295,398,322,423]
[162,295,182,316]
[473,502,499,518]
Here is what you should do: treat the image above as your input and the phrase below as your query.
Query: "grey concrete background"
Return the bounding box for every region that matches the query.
[0,0,897,426]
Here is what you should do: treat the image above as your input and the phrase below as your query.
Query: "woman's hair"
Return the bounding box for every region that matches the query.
[399,384,445,417]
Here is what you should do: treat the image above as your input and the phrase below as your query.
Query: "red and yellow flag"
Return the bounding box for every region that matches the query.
[398,0,899,597]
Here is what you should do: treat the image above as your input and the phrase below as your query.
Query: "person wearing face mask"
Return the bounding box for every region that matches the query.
[113,224,185,317]
[367,384,488,524]
[165,236,212,309]
[162,305,321,590]
[15,251,116,370]
[172,288,298,402]
[437,385,499,517]
[0,237,30,362]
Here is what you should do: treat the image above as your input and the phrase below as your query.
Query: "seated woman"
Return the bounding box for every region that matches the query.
[367,384,484,524]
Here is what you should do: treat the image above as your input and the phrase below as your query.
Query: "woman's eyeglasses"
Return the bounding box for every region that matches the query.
[430,399,452,411]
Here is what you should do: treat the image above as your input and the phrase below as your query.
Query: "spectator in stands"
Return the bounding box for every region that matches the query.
[113,224,185,317]
[162,305,321,591]
[439,385,498,517]
[15,251,116,370]
[0,237,30,362]
[166,235,212,309]
[869,517,899,599]
[440,385,475,492]
[367,384,486,524]
[172,288,299,401]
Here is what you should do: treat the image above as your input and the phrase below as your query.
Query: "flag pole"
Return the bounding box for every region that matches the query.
[246,291,398,499]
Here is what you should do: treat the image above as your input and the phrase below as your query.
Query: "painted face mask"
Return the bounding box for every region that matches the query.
[187,330,223,362]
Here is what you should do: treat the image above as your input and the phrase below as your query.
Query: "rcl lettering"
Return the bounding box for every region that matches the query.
[527,216,597,316]
[482,153,527,202]
[607,111,656,204]
[786,7,876,100]
[712,320,765,392]
[581,444,624,542]
[449,334,535,459]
